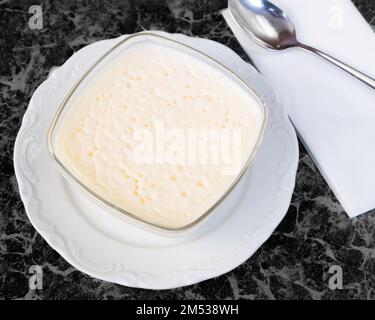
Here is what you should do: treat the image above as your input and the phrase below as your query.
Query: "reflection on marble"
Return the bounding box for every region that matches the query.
[0,0,374,300]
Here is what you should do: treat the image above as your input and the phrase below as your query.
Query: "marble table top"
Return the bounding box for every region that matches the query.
[1,0,374,300]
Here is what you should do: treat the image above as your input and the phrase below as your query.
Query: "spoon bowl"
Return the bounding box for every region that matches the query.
[228,0,298,50]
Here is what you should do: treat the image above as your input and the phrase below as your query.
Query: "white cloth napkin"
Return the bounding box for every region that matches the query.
[222,0,375,217]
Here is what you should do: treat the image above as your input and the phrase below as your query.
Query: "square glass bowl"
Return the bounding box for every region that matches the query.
[47,32,268,233]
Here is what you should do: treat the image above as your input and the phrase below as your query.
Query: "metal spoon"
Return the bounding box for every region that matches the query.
[228,0,375,89]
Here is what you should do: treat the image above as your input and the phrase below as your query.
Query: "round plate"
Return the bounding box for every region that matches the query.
[14,32,298,289]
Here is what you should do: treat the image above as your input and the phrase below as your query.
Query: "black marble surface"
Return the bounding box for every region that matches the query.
[1,0,375,300]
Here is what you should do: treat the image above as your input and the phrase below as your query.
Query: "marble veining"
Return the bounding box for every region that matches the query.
[0,0,374,300]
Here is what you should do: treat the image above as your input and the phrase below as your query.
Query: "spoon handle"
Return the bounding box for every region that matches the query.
[298,43,375,90]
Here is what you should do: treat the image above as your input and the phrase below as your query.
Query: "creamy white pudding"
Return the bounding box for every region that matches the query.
[55,42,264,229]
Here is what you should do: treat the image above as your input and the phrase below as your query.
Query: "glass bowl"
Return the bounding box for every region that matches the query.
[47,32,268,233]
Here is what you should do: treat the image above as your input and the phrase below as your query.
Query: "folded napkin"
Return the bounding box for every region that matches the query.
[223,0,375,217]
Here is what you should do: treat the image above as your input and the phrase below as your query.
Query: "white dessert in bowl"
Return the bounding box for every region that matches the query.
[48,33,268,231]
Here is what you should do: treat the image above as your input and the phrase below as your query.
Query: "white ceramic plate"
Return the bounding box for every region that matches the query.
[14,32,299,290]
